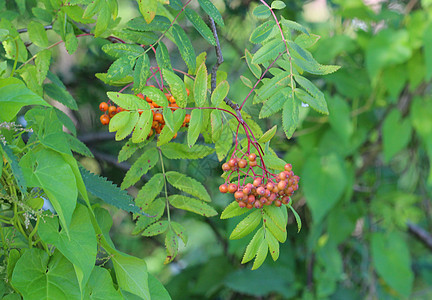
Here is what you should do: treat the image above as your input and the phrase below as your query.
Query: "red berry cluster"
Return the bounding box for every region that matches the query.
[98,88,191,139]
[219,154,299,209]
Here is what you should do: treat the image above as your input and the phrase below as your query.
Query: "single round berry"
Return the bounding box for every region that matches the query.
[279,172,288,180]
[234,191,244,200]
[99,102,108,112]
[243,186,251,195]
[247,194,256,204]
[281,196,290,204]
[100,114,110,125]
[274,200,282,207]
[219,184,228,193]
[254,201,262,209]
[249,160,257,167]
[278,180,287,191]
[222,163,230,172]
[228,183,238,193]
[256,186,265,195]
[284,163,292,172]
[248,153,257,161]
[228,158,238,168]
[154,113,163,123]
[246,203,253,209]
[253,177,262,187]
[238,201,247,208]
[184,114,191,123]
[266,182,274,190]
[238,159,247,169]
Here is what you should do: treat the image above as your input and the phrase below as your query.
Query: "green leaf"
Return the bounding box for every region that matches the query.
[262,154,286,171]
[137,0,158,24]
[111,252,150,300]
[157,109,185,146]
[280,18,310,36]
[187,109,203,147]
[166,171,211,202]
[106,56,135,81]
[11,249,81,300]
[107,92,139,110]
[140,85,168,107]
[230,210,262,240]
[20,149,77,236]
[102,43,144,58]
[109,111,130,132]
[371,232,413,298]
[118,138,149,162]
[259,90,287,118]
[94,5,110,37]
[164,228,179,264]
[156,42,173,72]
[160,143,214,159]
[250,20,275,44]
[271,0,286,9]
[253,5,270,19]
[295,33,320,49]
[263,205,287,232]
[162,69,188,108]
[84,267,123,300]
[245,49,262,78]
[171,221,188,245]
[79,166,143,215]
[65,32,78,55]
[28,21,48,48]
[135,173,164,209]
[302,154,347,224]
[172,24,196,72]
[133,198,165,234]
[1,143,27,195]
[132,110,153,143]
[127,15,170,32]
[258,125,277,143]
[95,73,133,86]
[121,147,159,189]
[266,231,279,261]
[169,195,217,217]
[294,76,328,114]
[254,72,291,105]
[220,201,249,219]
[184,8,216,46]
[215,124,232,161]
[252,239,268,270]
[263,212,286,243]
[211,80,229,106]
[142,220,169,236]
[240,75,253,88]
[211,110,223,143]
[194,62,208,107]
[116,112,139,141]
[382,110,412,163]
[0,77,49,122]
[252,39,286,64]
[242,228,265,263]
[39,205,97,293]
[66,134,93,157]
[197,0,225,27]
[35,50,51,85]
[287,203,301,232]
[44,83,78,111]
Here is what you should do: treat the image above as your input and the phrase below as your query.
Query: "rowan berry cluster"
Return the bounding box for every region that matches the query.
[219,154,299,209]
[98,90,191,139]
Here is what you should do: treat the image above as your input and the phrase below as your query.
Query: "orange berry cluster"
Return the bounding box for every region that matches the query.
[99,90,191,139]
[219,155,299,209]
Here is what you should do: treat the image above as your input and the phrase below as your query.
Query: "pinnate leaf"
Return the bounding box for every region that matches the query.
[166,171,211,202]
[121,147,159,189]
[185,8,216,46]
[230,210,262,240]
[252,39,286,64]
[135,173,164,209]
[171,221,188,245]
[162,69,188,108]
[169,195,217,217]
[294,75,328,114]
[197,0,225,27]
[172,24,196,72]
[79,166,143,215]
[242,228,265,264]
[142,220,169,237]
[160,143,214,159]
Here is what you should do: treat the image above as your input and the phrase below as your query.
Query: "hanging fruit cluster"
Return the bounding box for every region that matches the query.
[98,90,191,139]
[219,154,299,209]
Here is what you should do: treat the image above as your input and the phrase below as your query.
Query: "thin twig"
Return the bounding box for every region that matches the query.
[407,222,432,251]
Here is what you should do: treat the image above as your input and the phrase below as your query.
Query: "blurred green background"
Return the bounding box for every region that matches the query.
[7,0,432,299]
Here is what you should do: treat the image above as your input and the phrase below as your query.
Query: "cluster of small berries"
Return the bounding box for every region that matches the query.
[98,89,191,139]
[99,102,125,125]
[219,155,299,209]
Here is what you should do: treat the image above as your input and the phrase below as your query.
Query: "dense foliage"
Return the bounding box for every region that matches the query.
[1,0,432,299]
